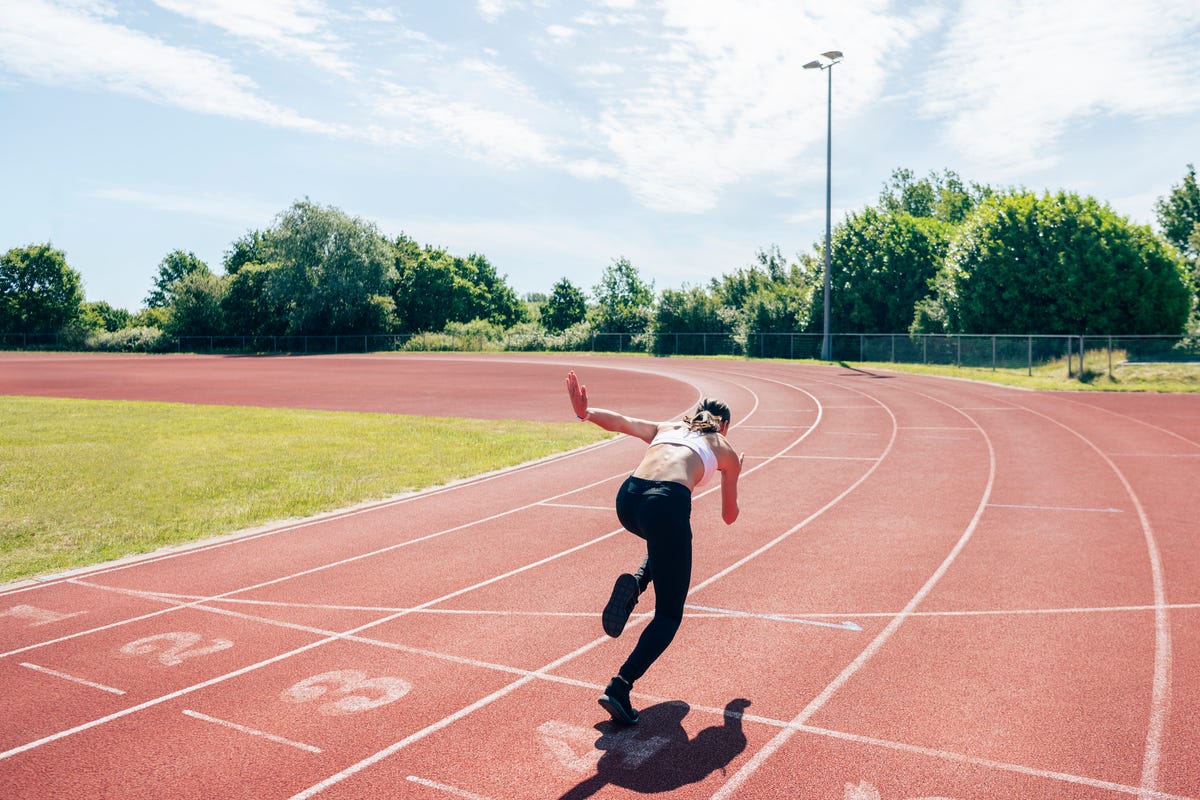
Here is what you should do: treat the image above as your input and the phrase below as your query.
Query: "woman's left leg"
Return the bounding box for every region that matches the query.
[616,495,692,684]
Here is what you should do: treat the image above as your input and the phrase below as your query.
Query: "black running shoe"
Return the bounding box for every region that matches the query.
[602,573,639,638]
[598,678,639,725]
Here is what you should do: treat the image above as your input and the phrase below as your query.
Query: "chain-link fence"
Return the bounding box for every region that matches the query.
[4,330,1199,378]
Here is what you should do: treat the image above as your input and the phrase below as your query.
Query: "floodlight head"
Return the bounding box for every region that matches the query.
[803,60,822,69]
[822,50,843,60]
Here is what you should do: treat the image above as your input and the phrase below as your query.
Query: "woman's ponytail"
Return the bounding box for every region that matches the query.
[684,397,730,433]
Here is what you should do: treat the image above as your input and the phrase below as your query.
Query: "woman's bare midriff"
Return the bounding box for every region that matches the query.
[631,442,704,488]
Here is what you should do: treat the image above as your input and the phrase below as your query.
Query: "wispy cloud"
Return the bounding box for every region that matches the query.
[366,82,555,167]
[150,0,355,77]
[918,0,1200,175]
[477,0,522,24]
[563,1,940,213]
[87,186,282,226]
[0,0,339,133]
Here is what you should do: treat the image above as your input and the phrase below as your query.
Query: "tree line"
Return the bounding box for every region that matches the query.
[2,165,1198,352]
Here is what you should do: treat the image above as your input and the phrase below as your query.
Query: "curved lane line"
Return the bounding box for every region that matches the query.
[0,369,774,763]
[710,381,996,800]
[1009,397,1173,799]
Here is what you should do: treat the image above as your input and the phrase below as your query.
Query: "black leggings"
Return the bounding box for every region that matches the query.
[614,475,693,684]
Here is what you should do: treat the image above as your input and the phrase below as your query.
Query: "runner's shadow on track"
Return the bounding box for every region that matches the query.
[838,362,894,378]
[557,698,752,799]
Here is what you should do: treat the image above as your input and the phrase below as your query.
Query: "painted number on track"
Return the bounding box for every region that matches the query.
[1,604,86,626]
[280,670,412,716]
[119,632,234,666]
[845,781,959,800]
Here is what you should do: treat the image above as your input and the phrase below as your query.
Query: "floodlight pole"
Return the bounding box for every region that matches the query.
[804,51,842,361]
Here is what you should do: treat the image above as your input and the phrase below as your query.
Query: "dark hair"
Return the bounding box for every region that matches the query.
[685,398,730,434]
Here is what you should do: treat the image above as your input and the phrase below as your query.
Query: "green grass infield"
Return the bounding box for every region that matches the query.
[1,396,608,584]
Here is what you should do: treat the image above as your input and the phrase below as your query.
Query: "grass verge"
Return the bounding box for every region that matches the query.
[841,353,1200,392]
[1,396,608,584]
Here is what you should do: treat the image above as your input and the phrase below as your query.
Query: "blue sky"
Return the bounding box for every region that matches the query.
[2,0,1198,312]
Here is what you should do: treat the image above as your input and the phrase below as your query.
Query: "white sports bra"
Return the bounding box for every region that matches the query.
[650,426,718,486]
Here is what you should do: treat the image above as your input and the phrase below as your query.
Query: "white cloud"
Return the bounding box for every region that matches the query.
[546,24,576,42]
[367,83,554,167]
[0,0,339,134]
[150,0,354,77]
[86,186,281,226]
[918,0,1200,175]
[477,0,521,23]
[577,0,940,212]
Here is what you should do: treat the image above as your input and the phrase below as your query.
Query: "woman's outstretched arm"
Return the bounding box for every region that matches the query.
[567,370,660,443]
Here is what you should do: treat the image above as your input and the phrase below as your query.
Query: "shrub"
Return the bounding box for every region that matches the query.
[86,326,174,353]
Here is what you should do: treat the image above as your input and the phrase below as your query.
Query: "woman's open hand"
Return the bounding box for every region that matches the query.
[566,370,589,420]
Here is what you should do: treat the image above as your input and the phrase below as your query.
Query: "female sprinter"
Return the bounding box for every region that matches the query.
[566,370,744,724]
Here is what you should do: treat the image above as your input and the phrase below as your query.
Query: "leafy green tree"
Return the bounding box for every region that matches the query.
[457,253,527,328]
[710,264,775,310]
[222,262,287,335]
[0,244,84,332]
[131,306,171,330]
[145,250,211,308]
[707,247,814,350]
[916,191,1191,335]
[167,271,228,336]
[591,257,654,334]
[223,229,270,275]
[542,277,587,333]
[78,301,133,332]
[391,239,526,331]
[265,200,397,334]
[1155,164,1200,310]
[393,248,459,331]
[824,207,953,333]
[652,284,725,353]
[880,168,992,225]
[739,283,811,334]
[1155,164,1200,260]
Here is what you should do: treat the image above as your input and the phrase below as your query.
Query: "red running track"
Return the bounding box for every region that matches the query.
[1,352,1198,800]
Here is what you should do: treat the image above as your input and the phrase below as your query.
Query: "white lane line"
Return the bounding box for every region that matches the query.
[710,384,993,800]
[538,502,612,511]
[1013,402,1175,800]
[20,662,125,695]
[899,426,976,430]
[0,438,621,599]
[987,502,1124,513]
[286,373,835,799]
[4,382,777,764]
[1,466,640,661]
[684,604,862,631]
[406,776,495,800]
[737,424,813,430]
[794,724,1193,800]
[909,436,973,442]
[747,454,879,461]
[288,636,607,800]
[0,520,632,763]
[1107,453,1200,458]
[657,695,1196,800]
[182,710,322,754]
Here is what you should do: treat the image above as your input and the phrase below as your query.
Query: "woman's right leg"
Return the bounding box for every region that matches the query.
[616,490,692,684]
